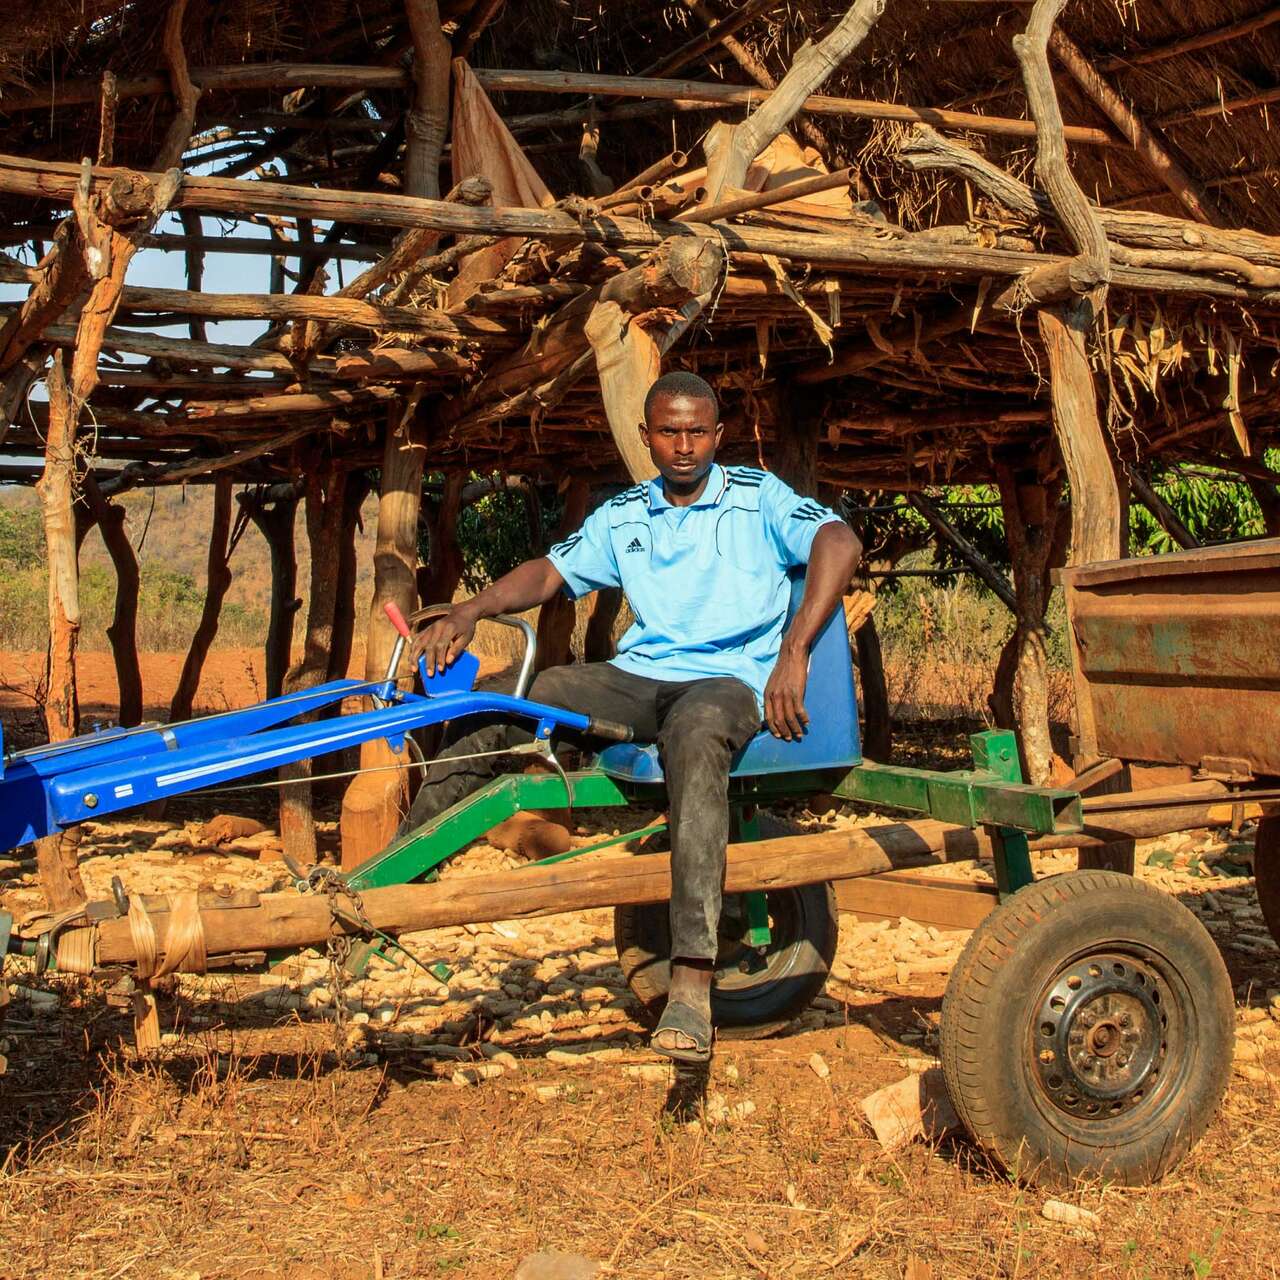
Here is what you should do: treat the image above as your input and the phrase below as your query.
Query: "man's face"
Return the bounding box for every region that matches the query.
[640,392,723,489]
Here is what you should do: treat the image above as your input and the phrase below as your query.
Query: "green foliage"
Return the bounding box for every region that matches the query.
[0,504,43,569]
[419,474,564,593]
[1128,457,1274,555]
[457,488,540,592]
[0,539,263,652]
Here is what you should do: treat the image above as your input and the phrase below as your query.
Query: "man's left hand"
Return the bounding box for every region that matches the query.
[764,646,810,740]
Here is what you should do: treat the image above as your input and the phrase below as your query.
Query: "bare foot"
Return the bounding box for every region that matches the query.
[653,959,714,1056]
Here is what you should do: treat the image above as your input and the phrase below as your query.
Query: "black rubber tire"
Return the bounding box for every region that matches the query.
[940,870,1233,1188]
[613,881,839,1030]
[1253,816,1280,946]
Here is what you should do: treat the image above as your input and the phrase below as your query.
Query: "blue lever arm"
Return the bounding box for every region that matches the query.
[7,679,371,780]
[24,689,594,840]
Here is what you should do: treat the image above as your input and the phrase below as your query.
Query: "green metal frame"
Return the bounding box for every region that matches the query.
[345,729,1078,906]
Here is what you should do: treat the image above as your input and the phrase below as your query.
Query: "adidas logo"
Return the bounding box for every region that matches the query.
[624,537,644,553]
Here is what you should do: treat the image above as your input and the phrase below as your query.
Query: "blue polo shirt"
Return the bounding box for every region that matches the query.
[546,464,843,708]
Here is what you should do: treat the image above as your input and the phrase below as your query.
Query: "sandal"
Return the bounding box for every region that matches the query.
[651,999,714,1065]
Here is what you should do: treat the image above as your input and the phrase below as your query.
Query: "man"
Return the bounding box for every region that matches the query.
[410,370,861,1062]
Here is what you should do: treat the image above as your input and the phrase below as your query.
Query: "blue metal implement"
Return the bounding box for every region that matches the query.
[0,650,598,853]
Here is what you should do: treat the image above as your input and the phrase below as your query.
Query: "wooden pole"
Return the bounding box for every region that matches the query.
[281,458,346,866]
[418,470,465,608]
[7,156,1280,303]
[1014,0,1122,574]
[329,471,372,683]
[239,484,300,700]
[340,408,429,869]
[476,67,1116,147]
[994,470,1066,786]
[81,473,143,727]
[700,0,888,204]
[34,353,87,911]
[168,476,235,724]
[1038,303,1121,566]
[84,786,1254,968]
[908,493,1017,612]
[535,477,590,673]
[676,167,853,224]
[403,0,450,201]
[0,65,1116,147]
[1128,468,1198,549]
[1097,6,1280,71]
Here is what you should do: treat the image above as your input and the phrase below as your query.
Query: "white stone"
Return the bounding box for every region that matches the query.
[1041,1200,1099,1230]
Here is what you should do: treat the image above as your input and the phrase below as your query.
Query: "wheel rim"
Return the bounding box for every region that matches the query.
[1028,947,1191,1133]
[711,889,806,1005]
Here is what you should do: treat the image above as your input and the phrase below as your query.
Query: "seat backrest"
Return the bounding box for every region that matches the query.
[598,569,862,783]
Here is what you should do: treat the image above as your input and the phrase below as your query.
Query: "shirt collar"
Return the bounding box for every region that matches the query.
[647,463,728,512]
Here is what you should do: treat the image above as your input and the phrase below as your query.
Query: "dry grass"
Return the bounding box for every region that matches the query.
[5,809,1280,1279]
[4,962,1280,1279]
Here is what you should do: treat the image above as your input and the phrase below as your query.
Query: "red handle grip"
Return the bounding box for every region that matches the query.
[383,600,412,640]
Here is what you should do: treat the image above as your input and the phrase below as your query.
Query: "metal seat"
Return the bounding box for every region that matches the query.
[597,572,862,784]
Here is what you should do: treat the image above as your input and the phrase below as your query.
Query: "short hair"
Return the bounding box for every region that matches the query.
[643,370,719,422]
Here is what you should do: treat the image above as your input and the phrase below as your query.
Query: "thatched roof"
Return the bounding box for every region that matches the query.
[1,0,1278,497]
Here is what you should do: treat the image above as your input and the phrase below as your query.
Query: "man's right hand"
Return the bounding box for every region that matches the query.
[412,605,478,676]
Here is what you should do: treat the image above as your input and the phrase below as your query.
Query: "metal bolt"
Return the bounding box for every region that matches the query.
[1119,1013,1132,1028]
[83,793,98,809]
[1080,1011,1096,1027]
[1039,1049,1055,1064]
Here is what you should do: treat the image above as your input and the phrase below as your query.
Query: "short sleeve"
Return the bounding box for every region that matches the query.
[546,505,621,600]
[760,473,844,567]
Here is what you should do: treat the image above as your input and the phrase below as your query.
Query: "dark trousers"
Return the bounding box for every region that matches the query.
[400,663,760,960]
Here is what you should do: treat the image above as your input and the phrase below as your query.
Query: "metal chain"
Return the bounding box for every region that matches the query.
[293,864,375,1059]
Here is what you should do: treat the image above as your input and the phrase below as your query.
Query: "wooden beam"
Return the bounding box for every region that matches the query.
[70,278,513,342]
[99,424,319,495]
[1159,83,1280,128]
[455,0,505,60]
[473,66,1117,147]
[0,63,410,113]
[835,872,997,930]
[183,385,396,420]
[676,167,853,223]
[138,232,384,260]
[898,125,1280,269]
[1048,27,1223,225]
[0,62,1117,147]
[1128,467,1199,549]
[908,492,1017,610]
[83,787,1256,968]
[4,155,1279,304]
[1098,7,1280,72]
